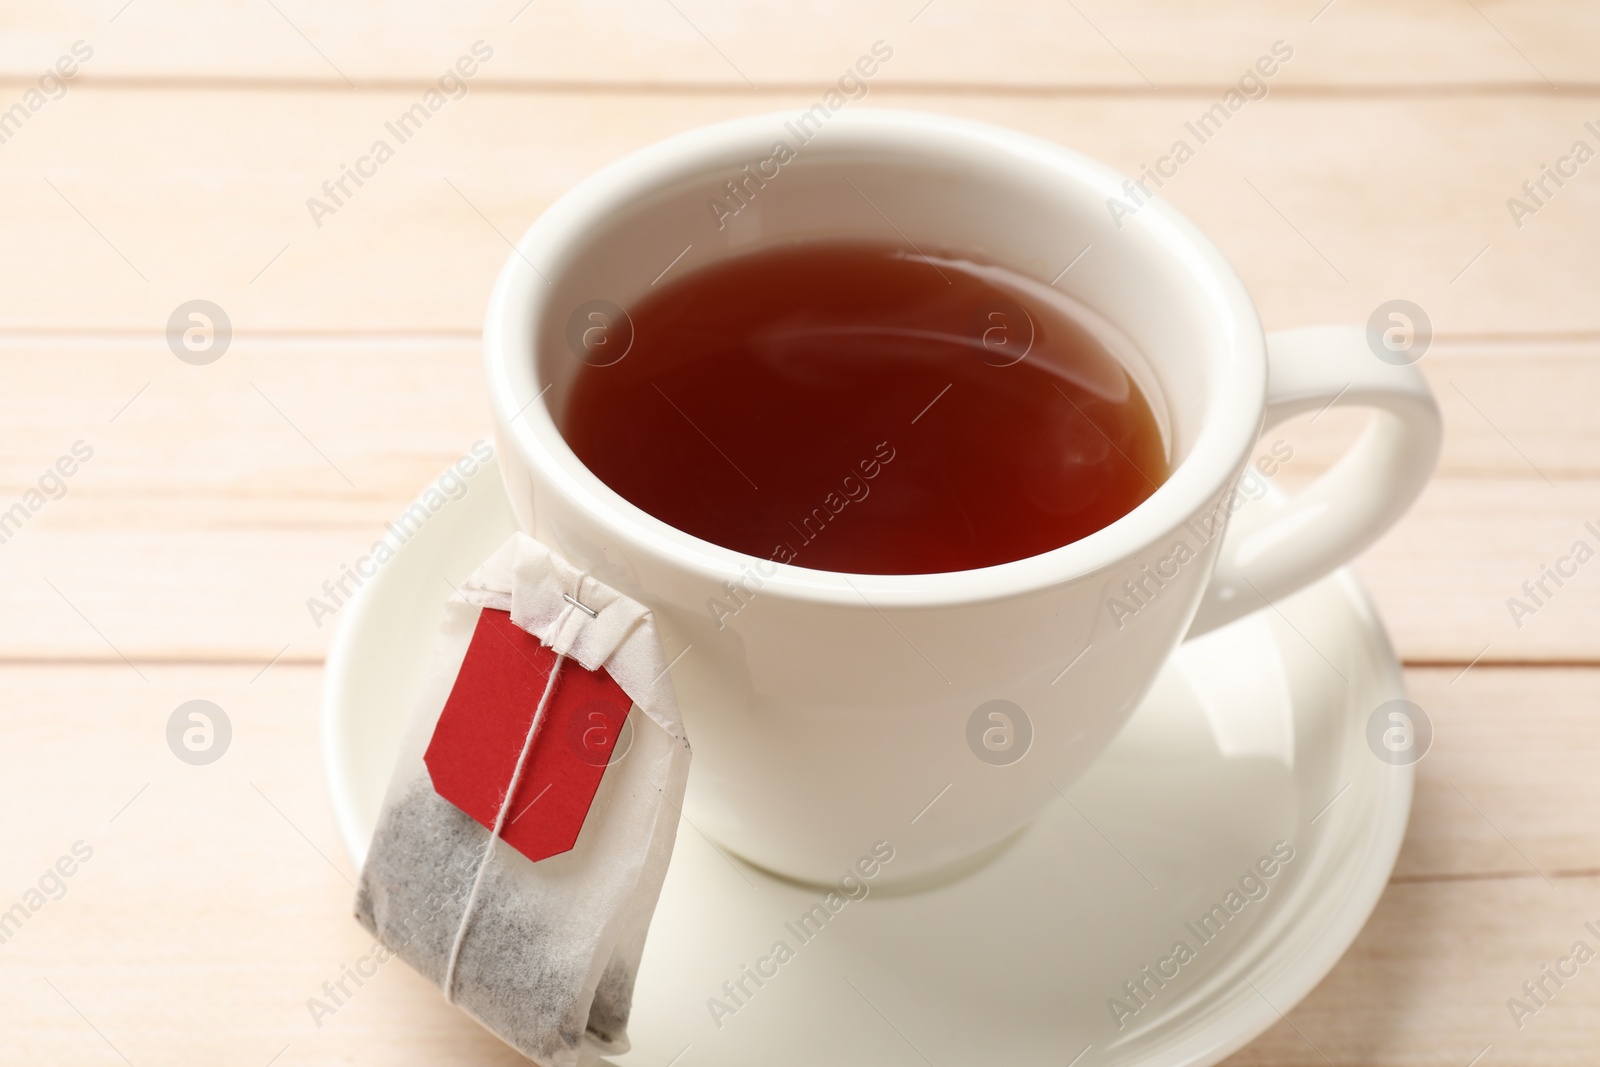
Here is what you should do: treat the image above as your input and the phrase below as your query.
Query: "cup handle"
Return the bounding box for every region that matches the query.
[1184,325,1442,639]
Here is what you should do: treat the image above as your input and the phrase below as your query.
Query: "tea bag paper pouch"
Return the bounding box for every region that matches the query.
[355,532,691,1066]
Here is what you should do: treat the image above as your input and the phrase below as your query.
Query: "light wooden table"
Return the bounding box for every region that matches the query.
[2,3,1597,1064]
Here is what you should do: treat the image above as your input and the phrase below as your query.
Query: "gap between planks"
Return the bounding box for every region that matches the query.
[3,329,1600,348]
[1390,867,1600,885]
[1,655,1594,668]
[0,76,1596,98]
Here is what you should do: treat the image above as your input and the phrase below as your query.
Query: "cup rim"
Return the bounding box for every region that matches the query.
[484,108,1266,608]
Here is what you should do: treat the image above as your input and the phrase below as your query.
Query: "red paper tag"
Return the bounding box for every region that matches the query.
[424,608,634,863]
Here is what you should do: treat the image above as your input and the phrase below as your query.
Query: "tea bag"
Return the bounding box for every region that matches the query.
[355,532,691,1066]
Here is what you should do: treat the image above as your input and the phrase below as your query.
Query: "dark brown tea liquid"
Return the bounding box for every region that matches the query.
[561,241,1168,575]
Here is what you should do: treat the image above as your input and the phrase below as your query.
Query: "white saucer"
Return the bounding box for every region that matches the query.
[322,463,1410,1067]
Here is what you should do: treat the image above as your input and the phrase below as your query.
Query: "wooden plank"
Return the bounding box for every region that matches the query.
[0,662,526,1066]
[2,4,1589,1061]
[1,664,1596,1067]
[0,89,1595,336]
[1358,479,1600,664]
[1226,656,1600,1061]
[4,476,1596,662]
[1267,338,1600,483]
[3,0,1597,88]
[1222,876,1600,1066]
[0,336,494,665]
[3,335,1593,497]
[1,336,1597,662]
[1395,667,1600,881]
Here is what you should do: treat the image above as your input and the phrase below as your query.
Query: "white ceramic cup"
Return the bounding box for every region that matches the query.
[483,109,1440,887]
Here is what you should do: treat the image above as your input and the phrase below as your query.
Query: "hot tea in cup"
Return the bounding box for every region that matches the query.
[562,240,1169,575]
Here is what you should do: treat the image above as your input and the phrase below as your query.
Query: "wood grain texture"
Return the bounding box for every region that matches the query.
[1,337,1596,662]
[0,664,1594,1066]
[1224,877,1600,1066]
[2,0,1597,88]
[1394,668,1600,880]
[3,5,1596,1062]
[0,663,526,1067]
[0,90,1595,335]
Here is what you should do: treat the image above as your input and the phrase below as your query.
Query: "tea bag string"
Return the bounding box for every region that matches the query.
[442,576,592,1004]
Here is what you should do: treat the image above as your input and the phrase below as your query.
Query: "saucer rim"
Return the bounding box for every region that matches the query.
[319,466,1411,1067]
